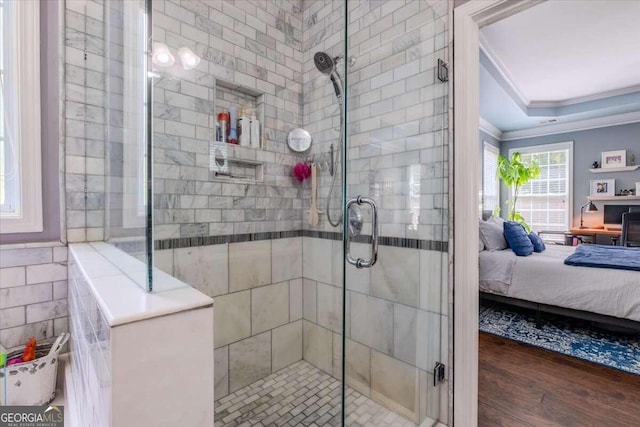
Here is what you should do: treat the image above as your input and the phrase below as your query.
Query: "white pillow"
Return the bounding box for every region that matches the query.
[479,219,508,251]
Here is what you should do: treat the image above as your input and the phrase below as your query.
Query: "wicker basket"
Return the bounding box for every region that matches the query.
[0,333,69,406]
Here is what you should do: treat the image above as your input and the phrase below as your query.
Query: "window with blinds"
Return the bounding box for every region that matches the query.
[509,142,573,234]
[482,142,500,216]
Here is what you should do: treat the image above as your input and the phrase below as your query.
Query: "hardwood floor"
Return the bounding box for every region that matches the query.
[479,332,640,427]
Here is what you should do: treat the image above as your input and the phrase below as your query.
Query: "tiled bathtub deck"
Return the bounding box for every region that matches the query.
[214,361,414,427]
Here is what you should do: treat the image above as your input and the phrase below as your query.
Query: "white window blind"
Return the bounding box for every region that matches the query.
[482,142,500,215]
[509,142,573,235]
[0,0,42,233]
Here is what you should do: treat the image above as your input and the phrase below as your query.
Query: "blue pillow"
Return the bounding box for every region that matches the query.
[528,232,545,253]
[503,221,534,256]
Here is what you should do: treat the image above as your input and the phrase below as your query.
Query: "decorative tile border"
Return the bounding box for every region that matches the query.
[152,230,448,253]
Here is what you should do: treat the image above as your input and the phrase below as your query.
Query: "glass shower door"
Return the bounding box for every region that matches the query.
[342,1,449,425]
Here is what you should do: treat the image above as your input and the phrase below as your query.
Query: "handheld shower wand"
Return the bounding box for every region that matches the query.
[314,52,345,227]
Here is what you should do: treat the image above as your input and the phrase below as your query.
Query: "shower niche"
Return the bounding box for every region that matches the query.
[209,79,266,182]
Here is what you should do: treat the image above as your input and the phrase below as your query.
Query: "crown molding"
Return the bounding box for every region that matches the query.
[500,110,640,141]
[480,33,640,111]
[479,33,530,108]
[479,117,503,141]
[528,85,640,108]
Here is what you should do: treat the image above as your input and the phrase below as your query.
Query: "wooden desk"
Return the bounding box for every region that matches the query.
[569,228,621,237]
[567,228,622,246]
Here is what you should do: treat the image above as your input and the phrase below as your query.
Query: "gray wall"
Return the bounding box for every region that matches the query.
[0,0,61,244]
[500,122,640,228]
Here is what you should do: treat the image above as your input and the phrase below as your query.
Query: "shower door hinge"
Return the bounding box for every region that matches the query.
[437,59,448,82]
[434,362,446,386]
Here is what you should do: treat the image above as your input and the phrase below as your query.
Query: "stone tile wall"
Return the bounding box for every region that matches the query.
[300,236,447,424]
[151,0,307,241]
[302,0,449,241]
[0,244,68,348]
[64,0,108,243]
[154,236,304,399]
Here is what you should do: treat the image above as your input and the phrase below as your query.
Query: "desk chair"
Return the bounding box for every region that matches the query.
[621,212,640,247]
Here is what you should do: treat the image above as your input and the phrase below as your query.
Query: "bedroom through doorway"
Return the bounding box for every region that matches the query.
[471,1,640,424]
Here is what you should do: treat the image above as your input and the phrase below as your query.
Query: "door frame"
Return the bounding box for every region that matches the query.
[452,1,543,425]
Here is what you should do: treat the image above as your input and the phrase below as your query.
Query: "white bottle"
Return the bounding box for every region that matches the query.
[238,105,250,147]
[250,110,260,149]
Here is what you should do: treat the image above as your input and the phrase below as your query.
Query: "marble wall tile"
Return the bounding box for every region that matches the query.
[251,281,289,335]
[153,249,174,275]
[0,307,25,330]
[332,336,372,397]
[289,278,303,321]
[390,302,439,367]
[0,283,53,310]
[302,237,332,284]
[272,320,302,371]
[345,243,370,294]
[0,248,52,268]
[271,237,302,282]
[302,320,332,374]
[302,278,317,322]
[26,263,68,285]
[229,331,272,393]
[371,350,420,423]
[420,249,447,315]
[331,240,344,287]
[316,282,342,333]
[26,299,68,324]
[229,240,272,292]
[349,292,393,355]
[174,244,228,297]
[214,290,251,348]
[0,266,26,288]
[371,245,419,307]
[214,346,229,399]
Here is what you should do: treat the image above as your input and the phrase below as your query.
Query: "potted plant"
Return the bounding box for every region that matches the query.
[497,152,540,232]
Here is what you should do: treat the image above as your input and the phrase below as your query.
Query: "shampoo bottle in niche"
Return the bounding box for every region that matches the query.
[238,105,250,147]
[250,109,260,148]
[217,111,229,143]
[228,107,238,144]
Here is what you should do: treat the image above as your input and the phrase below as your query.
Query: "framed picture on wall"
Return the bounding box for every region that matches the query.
[590,179,615,196]
[601,150,627,168]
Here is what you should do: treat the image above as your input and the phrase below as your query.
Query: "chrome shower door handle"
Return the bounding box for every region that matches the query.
[346,196,379,269]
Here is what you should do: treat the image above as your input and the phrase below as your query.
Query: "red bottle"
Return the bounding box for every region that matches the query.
[217,112,229,143]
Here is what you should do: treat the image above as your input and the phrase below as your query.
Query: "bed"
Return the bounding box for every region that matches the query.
[479,244,640,329]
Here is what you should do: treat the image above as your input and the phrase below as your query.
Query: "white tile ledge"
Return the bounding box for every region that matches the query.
[69,243,213,327]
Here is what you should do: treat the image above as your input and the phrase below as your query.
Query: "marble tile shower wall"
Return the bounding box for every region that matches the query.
[0,244,68,349]
[302,0,449,241]
[154,237,303,400]
[300,237,448,424]
[65,0,108,243]
[152,0,307,240]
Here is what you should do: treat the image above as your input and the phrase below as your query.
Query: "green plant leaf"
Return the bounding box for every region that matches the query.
[496,152,539,231]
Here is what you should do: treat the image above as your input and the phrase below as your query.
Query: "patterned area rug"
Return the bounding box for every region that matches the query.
[479,303,640,375]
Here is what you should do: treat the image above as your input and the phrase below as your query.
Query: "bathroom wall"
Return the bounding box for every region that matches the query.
[65,0,108,243]
[0,244,68,348]
[154,236,303,399]
[152,0,306,241]
[300,0,450,424]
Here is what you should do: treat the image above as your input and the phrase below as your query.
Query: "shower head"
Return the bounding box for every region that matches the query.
[314,52,335,74]
[314,51,343,103]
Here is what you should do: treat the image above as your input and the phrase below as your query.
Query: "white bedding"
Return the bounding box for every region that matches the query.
[480,245,640,322]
